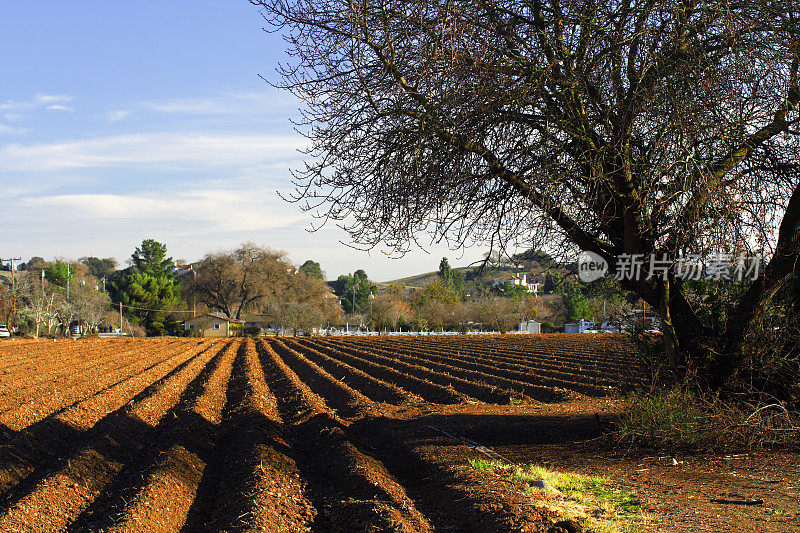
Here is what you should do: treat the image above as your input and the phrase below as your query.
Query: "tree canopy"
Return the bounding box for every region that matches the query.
[132,239,174,278]
[81,257,117,279]
[260,0,800,386]
[44,260,76,288]
[334,270,376,313]
[109,239,180,334]
[185,243,292,320]
[299,259,325,280]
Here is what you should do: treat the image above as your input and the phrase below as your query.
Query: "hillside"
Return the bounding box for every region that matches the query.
[380,263,568,288]
[379,267,473,288]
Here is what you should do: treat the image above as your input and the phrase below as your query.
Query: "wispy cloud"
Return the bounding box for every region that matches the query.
[0,123,27,135]
[105,110,132,122]
[141,91,297,116]
[0,94,74,115]
[46,104,74,112]
[21,187,304,231]
[0,132,306,172]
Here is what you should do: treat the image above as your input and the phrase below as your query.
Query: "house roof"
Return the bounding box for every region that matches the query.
[185,313,244,324]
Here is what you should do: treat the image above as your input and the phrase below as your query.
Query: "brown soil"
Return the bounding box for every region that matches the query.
[0,335,795,532]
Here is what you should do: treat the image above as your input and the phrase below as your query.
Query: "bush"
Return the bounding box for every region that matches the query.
[618,387,706,448]
[242,325,262,337]
[617,386,800,451]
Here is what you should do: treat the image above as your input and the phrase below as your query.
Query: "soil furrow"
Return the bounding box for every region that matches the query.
[257,341,433,532]
[0,340,229,532]
[0,340,211,501]
[0,339,180,398]
[268,338,375,418]
[286,337,417,405]
[335,341,566,403]
[0,340,195,429]
[367,345,608,396]
[182,339,315,532]
[92,339,240,533]
[317,339,518,404]
[306,339,468,404]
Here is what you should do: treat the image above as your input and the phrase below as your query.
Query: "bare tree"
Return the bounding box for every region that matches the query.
[185,243,293,320]
[275,271,340,334]
[369,292,413,331]
[73,286,112,333]
[477,297,524,333]
[258,0,800,385]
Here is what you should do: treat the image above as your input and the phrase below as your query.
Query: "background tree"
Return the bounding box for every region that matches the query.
[275,271,339,334]
[73,286,112,333]
[131,239,174,277]
[185,243,292,320]
[547,272,592,322]
[477,298,523,333]
[44,260,76,289]
[22,256,46,273]
[334,269,376,313]
[108,239,179,335]
[299,259,325,280]
[438,257,465,295]
[368,292,413,331]
[80,257,117,279]
[109,273,180,335]
[261,0,800,387]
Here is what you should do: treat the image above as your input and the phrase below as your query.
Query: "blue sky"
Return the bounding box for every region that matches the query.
[0,1,486,281]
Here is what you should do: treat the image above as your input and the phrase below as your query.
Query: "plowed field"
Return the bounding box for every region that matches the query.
[0,335,796,532]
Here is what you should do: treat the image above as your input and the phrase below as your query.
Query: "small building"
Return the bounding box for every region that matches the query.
[518,320,542,334]
[490,272,540,295]
[184,313,243,337]
[564,320,595,333]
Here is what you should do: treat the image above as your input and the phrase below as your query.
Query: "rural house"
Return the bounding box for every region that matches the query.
[183,313,243,337]
[490,272,540,295]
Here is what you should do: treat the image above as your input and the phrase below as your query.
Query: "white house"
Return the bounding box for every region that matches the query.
[491,272,539,295]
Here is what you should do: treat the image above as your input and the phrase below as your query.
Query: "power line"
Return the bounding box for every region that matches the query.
[113,302,197,314]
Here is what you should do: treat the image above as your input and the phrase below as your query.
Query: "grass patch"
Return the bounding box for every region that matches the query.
[468,459,654,532]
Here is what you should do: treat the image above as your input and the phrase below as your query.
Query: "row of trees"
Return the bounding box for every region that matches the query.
[0,240,340,337]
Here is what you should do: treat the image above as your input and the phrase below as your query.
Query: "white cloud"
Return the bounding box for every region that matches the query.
[0,94,73,113]
[0,132,307,172]
[141,91,297,116]
[0,123,26,135]
[46,104,74,112]
[105,110,132,122]
[20,188,304,232]
[35,95,73,105]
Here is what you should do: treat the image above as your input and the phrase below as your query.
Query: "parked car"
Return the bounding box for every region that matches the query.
[0,325,10,338]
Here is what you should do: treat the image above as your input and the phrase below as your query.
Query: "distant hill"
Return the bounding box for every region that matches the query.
[379,262,571,288]
[379,267,475,288]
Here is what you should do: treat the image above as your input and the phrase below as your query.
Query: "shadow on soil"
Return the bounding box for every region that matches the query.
[346,412,604,531]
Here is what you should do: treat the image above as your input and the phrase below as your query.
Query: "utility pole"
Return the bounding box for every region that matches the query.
[119,302,123,336]
[66,264,70,300]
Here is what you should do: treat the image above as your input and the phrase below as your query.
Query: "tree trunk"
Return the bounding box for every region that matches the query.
[625,275,714,376]
[714,181,800,388]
